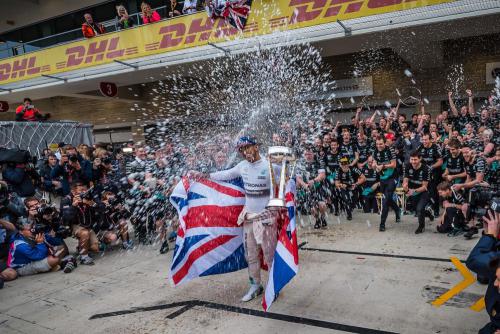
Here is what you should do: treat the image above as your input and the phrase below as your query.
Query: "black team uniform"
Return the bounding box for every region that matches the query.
[324,147,340,215]
[443,150,466,184]
[403,162,430,234]
[418,143,442,216]
[297,158,327,228]
[437,189,466,234]
[334,165,363,220]
[374,145,400,231]
[361,165,379,213]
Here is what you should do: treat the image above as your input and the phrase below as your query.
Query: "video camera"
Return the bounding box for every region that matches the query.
[466,186,500,221]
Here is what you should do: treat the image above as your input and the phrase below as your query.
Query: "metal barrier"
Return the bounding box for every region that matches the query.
[0,121,93,157]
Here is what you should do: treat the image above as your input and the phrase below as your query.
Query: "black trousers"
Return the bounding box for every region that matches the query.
[362,193,378,213]
[338,188,353,215]
[406,191,429,227]
[437,207,466,233]
[429,170,441,215]
[380,178,400,225]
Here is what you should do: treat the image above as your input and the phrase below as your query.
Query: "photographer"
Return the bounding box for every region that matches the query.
[15,98,50,122]
[38,153,63,195]
[101,192,132,250]
[51,145,92,196]
[2,162,37,198]
[60,182,100,265]
[360,156,380,214]
[436,181,467,234]
[7,221,60,277]
[22,197,75,273]
[466,211,500,334]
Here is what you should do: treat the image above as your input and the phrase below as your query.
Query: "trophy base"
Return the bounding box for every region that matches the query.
[266,198,286,209]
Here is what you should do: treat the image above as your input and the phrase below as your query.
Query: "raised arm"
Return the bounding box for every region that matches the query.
[448,91,458,117]
[466,89,475,116]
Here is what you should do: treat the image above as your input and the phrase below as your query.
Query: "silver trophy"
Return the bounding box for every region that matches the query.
[266,146,297,209]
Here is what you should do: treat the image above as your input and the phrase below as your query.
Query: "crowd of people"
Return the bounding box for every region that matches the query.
[82,1,210,38]
[293,90,499,235]
[0,89,498,313]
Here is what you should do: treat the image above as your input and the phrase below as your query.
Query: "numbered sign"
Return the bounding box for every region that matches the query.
[99,82,118,97]
[0,101,9,112]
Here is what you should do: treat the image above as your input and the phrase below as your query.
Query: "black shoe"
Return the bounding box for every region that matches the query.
[395,211,401,223]
[160,240,170,254]
[379,224,386,232]
[347,212,352,221]
[314,220,321,229]
[321,218,327,227]
[464,227,479,240]
[0,277,4,289]
[475,222,484,229]
[415,225,425,234]
[334,211,339,216]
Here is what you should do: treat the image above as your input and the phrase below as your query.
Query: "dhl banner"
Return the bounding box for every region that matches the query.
[0,0,454,85]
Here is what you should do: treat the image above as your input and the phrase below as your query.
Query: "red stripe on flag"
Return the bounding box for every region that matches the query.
[184,205,243,229]
[197,179,245,198]
[172,234,236,284]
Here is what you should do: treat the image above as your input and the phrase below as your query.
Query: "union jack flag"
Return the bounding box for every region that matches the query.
[262,180,299,311]
[169,177,247,286]
[207,0,253,31]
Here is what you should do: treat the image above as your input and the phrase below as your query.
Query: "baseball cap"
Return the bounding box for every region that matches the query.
[384,133,395,141]
[339,157,349,164]
[236,136,259,149]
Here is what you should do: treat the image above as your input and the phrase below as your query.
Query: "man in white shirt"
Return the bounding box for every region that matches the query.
[189,136,279,302]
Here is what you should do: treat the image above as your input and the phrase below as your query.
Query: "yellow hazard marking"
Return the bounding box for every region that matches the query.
[432,257,476,307]
[470,297,486,312]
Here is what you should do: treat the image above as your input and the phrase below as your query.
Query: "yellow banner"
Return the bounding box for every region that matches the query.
[0,0,454,85]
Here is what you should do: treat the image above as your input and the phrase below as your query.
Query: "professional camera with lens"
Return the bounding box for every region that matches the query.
[34,204,71,239]
[69,154,79,163]
[466,186,500,221]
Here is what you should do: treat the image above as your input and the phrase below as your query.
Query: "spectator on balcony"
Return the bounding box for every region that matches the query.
[141,2,161,24]
[116,5,135,30]
[166,0,184,18]
[15,98,50,122]
[82,13,105,38]
[183,0,197,14]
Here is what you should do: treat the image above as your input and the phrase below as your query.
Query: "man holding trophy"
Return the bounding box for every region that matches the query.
[189,136,294,302]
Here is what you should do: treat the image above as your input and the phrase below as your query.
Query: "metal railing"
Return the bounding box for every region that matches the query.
[0,5,199,60]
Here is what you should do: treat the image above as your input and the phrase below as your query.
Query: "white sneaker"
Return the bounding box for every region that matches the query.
[241,284,263,302]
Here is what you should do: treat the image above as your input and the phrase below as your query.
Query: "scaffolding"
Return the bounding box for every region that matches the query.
[0,121,93,157]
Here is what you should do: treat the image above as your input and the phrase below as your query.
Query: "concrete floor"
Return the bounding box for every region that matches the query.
[0,211,490,334]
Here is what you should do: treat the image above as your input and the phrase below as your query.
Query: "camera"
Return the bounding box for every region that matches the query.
[69,155,78,163]
[37,204,57,218]
[467,186,500,220]
[102,157,112,165]
[31,223,47,235]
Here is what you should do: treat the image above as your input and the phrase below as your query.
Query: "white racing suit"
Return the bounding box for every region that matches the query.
[209,157,279,284]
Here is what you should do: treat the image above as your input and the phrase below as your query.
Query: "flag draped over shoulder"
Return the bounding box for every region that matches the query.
[169,177,247,286]
[206,0,253,31]
[262,180,299,311]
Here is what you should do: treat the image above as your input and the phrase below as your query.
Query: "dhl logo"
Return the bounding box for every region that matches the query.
[65,37,125,67]
[156,17,245,50]
[0,56,45,82]
[288,0,419,23]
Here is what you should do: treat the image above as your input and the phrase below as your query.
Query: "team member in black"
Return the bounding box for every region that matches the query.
[436,181,466,234]
[403,152,431,234]
[454,145,488,238]
[360,156,380,213]
[417,133,443,217]
[334,157,366,220]
[339,131,359,167]
[296,147,327,229]
[356,132,371,169]
[442,138,466,185]
[373,135,400,231]
[324,140,341,215]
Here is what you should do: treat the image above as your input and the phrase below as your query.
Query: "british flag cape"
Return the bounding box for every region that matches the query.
[169,177,298,311]
[206,0,253,31]
[169,177,247,286]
